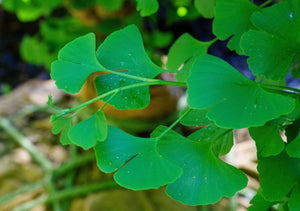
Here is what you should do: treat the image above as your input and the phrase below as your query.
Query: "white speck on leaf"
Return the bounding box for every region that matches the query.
[290,12,293,18]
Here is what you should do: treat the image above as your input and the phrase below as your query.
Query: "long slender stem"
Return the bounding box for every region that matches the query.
[260,0,276,8]
[52,80,187,120]
[260,83,300,95]
[0,116,53,172]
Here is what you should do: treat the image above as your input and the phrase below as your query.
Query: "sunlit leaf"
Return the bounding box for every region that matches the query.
[95,25,164,110]
[51,33,105,94]
[286,131,300,158]
[68,110,107,150]
[156,127,247,205]
[249,125,285,157]
[212,0,259,54]
[94,126,182,190]
[188,125,233,157]
[136,0,159,16]
[186,55,296,129]
[289,180,300,211]
[241,0,300,80]
[194,0,215,18]
[257,151,300,201]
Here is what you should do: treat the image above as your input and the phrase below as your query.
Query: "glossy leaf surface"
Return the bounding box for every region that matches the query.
[213,0,258,54]
[157,127,247,205]
[257,151,300,201]
[249,125,284,157]
[186,55,296,129]
[241,0,300,80]
[94,126,182,190]
[95,25,164,110]
[51,33,105,94]
[69,110,107,150]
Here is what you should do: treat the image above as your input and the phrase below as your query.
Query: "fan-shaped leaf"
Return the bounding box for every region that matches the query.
[51,116,73,145]
[136,0,159,16]
[249,125,285,157]
[94,126,182,190]
[180,107,211,126]
[157,127,247,205]
[186,55,296,129]
[68,110,107,150]
[51,33,105,94]
[95,25,164,110]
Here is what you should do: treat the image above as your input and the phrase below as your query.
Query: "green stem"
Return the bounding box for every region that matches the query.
[104,69,159,82]
[260,0,276,8]
[157,108,192,140]
[52,80,187,120]
[0,116,53,172]
[260,84,300,95]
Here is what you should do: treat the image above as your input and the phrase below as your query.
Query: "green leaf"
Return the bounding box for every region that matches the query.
[69,110,107,150]
[180,107,211,126]
[188,125,233,157]
[94,126,182,190]
[194,0,215,19]
[241,0,300,80]
[291,54,300,78]
[186,55,296,129]
[249,125,285,157]
[212,0,259,54]
[248,188,276,211]
[96,0,125,11]
[51,33,105,94]
[289,180,300,211]
[257,151,300,201]
[95,25,164,110]
[136,0,159,16]
[167,33,214,82]
[50,116,73,145]
[157,127,247,205]
[286,131,300,158]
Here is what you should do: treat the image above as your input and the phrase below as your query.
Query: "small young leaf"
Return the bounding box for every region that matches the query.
[212,0,259,54]
[136,0,159,17]
[188,125,233,157]
[288,181,300,211]
[286,131,300,158]
[248,188,276,211]
[68,110,107,150]
[186,55,296,129]
[51,33,105,94]
[94,126,182,190]
[167,33,214,82]
[194,0,215,19]
[95,25,164,110]
[157,127,247,205]
[51,116,73,145]
[249,125,285,157]
[257,151,300,201]
[180,107,211,126]
[241,0,300,80]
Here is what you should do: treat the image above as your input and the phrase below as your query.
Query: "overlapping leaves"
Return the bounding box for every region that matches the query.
[241,0,300,80]
[186,54,296,129]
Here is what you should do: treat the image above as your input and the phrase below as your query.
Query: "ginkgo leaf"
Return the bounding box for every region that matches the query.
[136,0,159,16]
[286,131,300,158]
[51,33,105,94]
[289,181,300,211]
[94,126,182,190]
[95,24,164,110]
[156,127,247,205]
[180,107,212,126]
[188,125,233,157]
[167,33,214,82]
[68,110,107,150]
[241,0,300,80]
[249,125,285,157]
[194,0,215,19]
[51,116,73,145]
[248,188,275,211]
[212,0,259,54]
[257,151,300,201]
[186,55,296,129]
